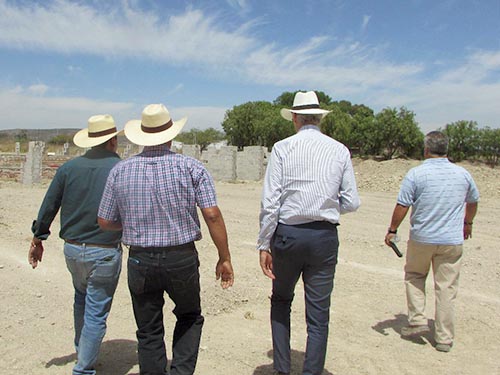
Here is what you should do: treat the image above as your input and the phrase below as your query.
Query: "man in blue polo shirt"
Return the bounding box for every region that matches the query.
[385,130,479,353]
[29,115,123,375]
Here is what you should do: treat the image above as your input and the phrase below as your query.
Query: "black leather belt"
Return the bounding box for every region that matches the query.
[129,242,195,252]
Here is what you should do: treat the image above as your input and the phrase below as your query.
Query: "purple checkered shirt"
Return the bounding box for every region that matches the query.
[98,145,217,247]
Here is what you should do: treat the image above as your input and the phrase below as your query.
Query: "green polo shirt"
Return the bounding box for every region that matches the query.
[32,147,122,245]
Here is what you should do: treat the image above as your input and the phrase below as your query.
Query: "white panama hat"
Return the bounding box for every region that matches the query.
[73,114,123,148]
[124,104,187,146]
[280,91,331,121]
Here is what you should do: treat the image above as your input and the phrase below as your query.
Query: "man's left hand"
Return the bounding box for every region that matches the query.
[464,223,473,240]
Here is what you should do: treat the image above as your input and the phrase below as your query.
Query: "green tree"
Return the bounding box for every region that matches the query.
[374,107,423,159]
[321,105,355,146]
[273,91,332,107]
[223,101,293,150]
[176,128,226,151]
[222,102,261,149]
[478,127,500,167]
[353,111,379,156]
[322,102,377,155]
[49,134,73,145]
[254,105,294,149]
[442,120,480,162]
[15,130,28,142]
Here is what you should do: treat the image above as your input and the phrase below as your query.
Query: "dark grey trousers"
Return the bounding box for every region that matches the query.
[270,222,339,375]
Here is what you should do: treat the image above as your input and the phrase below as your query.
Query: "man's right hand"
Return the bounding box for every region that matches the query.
[28,238,44,269]
[215,259,234,289]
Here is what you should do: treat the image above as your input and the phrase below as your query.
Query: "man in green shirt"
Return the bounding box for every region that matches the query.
[29,115,123,375]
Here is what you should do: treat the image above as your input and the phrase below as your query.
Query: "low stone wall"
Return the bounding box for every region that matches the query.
[0,143,268,183]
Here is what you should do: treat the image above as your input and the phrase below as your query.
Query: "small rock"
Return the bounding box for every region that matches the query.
[244,311,255,320]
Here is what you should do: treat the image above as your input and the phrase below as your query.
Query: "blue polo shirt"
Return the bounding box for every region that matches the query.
[397,158,479,245]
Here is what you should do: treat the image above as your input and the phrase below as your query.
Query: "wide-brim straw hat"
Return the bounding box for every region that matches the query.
[124,104,187,146]
[73,114,123,148]
[280,91,331,121]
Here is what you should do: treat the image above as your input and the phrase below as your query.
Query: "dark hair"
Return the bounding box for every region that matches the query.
[425,131,448,156]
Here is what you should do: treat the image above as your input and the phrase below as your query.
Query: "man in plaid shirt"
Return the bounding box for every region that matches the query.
[98,104,234,375]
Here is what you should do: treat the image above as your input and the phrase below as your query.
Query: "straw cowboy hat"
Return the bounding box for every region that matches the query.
[73,114,123,148]
[280,91,331,121]
[124,104,187,146]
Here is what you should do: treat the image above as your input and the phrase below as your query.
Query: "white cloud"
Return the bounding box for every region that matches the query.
[0,1,255,67]
[170,83,185,95]
[0,86,135,129]
[368,50,500,131]
[28,84,49,96]
[0,85,227,131]
[225,0,249,11]
[361,15,371,33]
[0,1,498,131]
[174,106,228,131]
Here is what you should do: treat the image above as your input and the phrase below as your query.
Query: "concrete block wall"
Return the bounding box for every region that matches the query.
[181,144,201,160]
[1,143,268,183]
[236,146,267,181]
[200,146,237,181]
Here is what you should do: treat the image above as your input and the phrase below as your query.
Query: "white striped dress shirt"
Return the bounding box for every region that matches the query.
[257,125,360,250]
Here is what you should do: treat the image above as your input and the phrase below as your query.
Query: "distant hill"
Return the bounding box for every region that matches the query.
[0,128,78,142]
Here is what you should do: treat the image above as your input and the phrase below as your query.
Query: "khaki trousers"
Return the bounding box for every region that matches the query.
[404,239,463,345]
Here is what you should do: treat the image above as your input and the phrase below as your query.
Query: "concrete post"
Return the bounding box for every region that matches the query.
[22,141,45,185]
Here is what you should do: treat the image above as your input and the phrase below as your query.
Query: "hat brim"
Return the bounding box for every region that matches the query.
[73,129,124,148]
[124,117,187,146]
[280,108,331,121]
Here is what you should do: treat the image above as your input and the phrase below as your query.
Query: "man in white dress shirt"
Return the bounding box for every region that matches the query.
[257,91,360,375]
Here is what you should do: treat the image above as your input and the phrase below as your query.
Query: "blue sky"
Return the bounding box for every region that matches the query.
[0,0,499,133]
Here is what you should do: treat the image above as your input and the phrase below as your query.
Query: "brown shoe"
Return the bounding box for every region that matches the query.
[401,325,430,336]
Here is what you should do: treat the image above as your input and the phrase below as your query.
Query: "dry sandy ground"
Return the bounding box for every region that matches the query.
[0,159,499,375]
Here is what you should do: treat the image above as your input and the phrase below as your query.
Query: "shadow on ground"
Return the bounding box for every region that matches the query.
[253,349,334,375]
[372,313,436,346]
[45,338,137,375]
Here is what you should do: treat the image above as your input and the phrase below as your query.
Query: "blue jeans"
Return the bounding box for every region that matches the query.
[127,243,204,375]
[270,222,339,375]
[64,243,122,375]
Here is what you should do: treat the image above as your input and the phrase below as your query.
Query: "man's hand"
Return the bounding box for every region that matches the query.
[464,223,473,240]
[384,232,397,247]
[28,238,44,269]
[259,250,275,280]
[215,259,234,289]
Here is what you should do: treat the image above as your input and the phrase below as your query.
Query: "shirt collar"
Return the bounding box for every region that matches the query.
[140,144,173,156]
[85,147,119,159]
[423,157,449,164]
